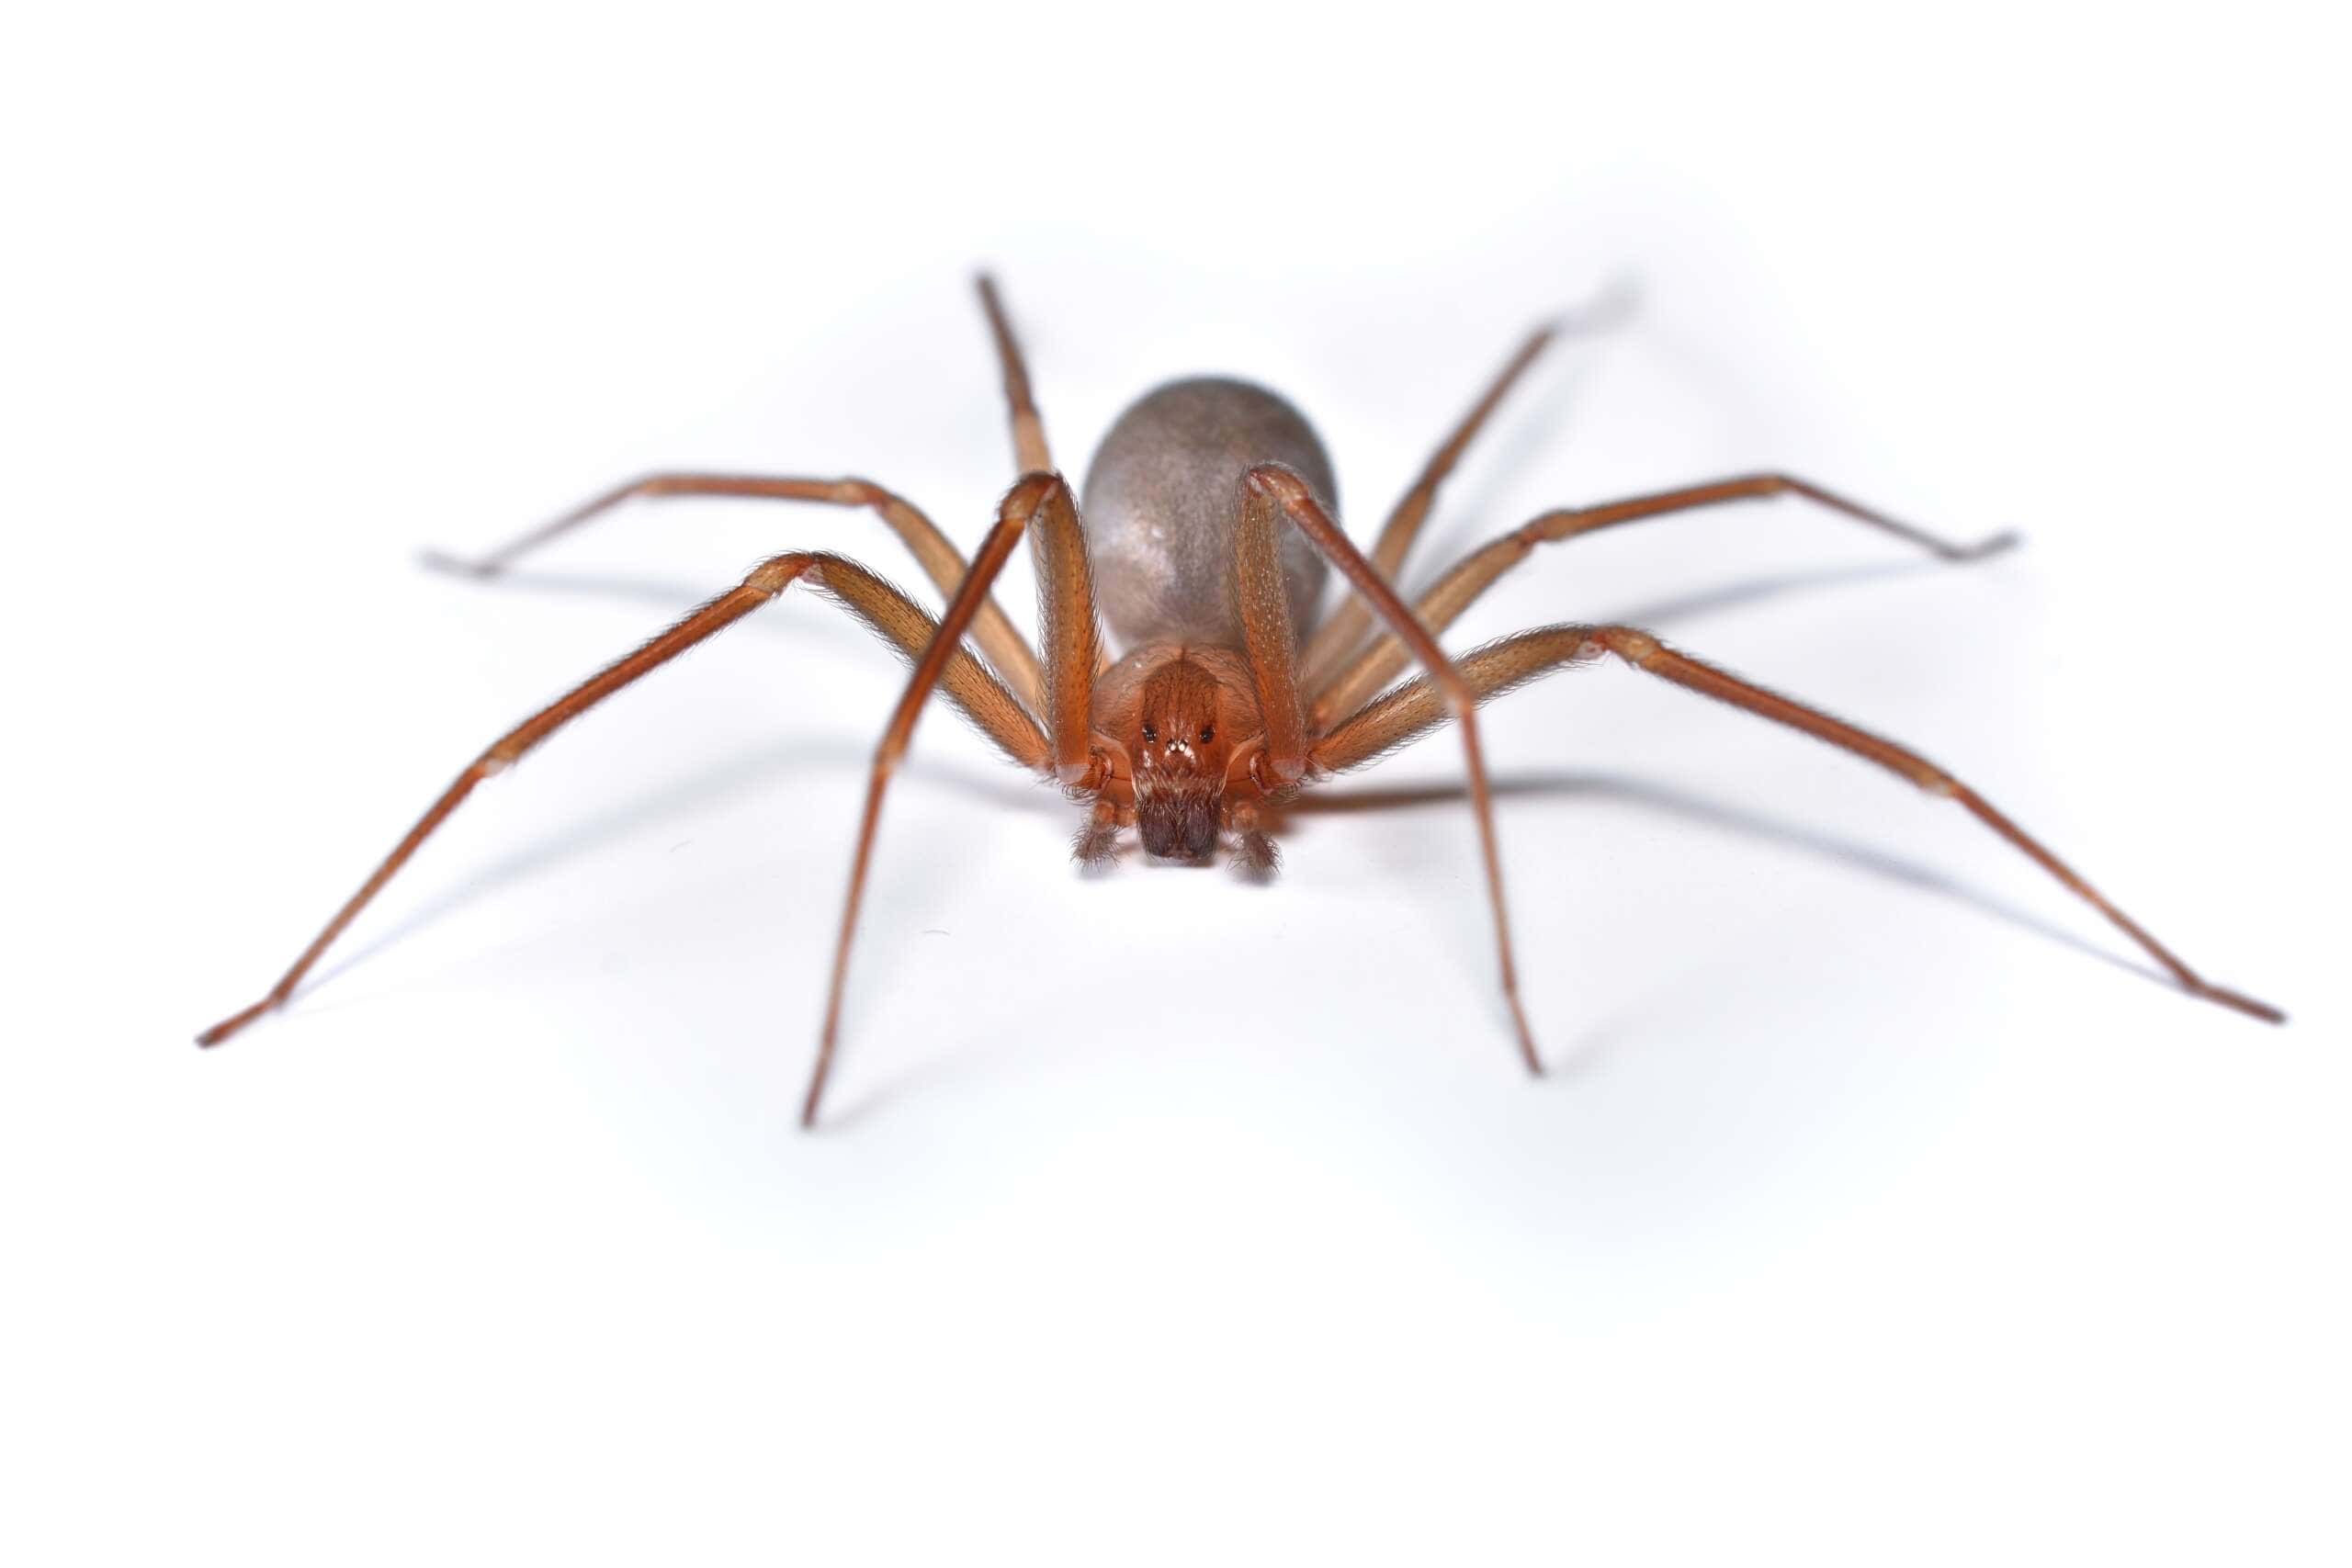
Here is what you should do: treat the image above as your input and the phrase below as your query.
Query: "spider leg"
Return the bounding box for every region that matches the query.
[804,473,1069,1127]
[197,552,1046,1049]
[1312,473,2015,726]
[977,271,1124,694]
[421,472,1045,716]
[1023,471,1104,785]
[976,273,1052,477]
[1244,465,1541,1075]
[1235,470,1309,782]
[1310,623,2283,1024]
[1298,319,1557,689]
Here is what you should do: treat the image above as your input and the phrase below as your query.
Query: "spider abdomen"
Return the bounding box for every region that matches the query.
[1080,377,1337,651]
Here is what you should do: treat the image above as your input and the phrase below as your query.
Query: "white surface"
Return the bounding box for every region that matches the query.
[6,4,2346,1562]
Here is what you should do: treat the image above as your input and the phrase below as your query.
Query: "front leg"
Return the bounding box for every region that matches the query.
[1244,465,1542,1076]
[1023,471,1105,788]
[804,474,1075,1127]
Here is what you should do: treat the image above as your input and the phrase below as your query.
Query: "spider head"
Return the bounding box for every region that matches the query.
[1128,657,1234,861]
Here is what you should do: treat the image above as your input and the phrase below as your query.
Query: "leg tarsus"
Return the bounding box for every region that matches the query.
[1229,832,1280,879]
[196,996,275,1047]
[2189,983,2286,1024]
[1073,798,1123,867]
[1505,989,1543,1076]
[1225,799,1280,881]
[975,273,1052,478]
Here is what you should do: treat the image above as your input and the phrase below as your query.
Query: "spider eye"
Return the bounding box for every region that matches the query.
[1141,723,1158,743]
[1197,725,1215,744]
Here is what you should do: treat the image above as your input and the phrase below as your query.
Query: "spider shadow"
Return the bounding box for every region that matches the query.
[1595,555,1978,631]
[288,749,2174,1134]
[422,561,888,656]
[1280,769,2164,992]
[309,736,1056,993]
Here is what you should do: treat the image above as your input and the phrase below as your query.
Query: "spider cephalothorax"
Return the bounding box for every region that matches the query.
[1089,646,1262,861]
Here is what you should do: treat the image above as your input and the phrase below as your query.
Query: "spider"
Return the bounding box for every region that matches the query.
[198,274,2284,1124]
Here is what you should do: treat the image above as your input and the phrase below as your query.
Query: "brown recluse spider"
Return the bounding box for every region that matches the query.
[197,273,2286,1125]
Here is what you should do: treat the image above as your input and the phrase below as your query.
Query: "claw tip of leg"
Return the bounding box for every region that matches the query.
[2197,983,2286,1025]
[197,997,275,1047]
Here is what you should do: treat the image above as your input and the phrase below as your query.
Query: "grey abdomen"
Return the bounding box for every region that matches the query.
[1080,377,1337,650]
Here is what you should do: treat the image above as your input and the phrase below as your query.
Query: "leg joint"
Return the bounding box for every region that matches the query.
[1518,509,1582,547]
[746,553,817,597]
[1586,625,1663,666]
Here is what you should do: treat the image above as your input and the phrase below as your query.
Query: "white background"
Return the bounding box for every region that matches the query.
[6,3,2346,1562]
